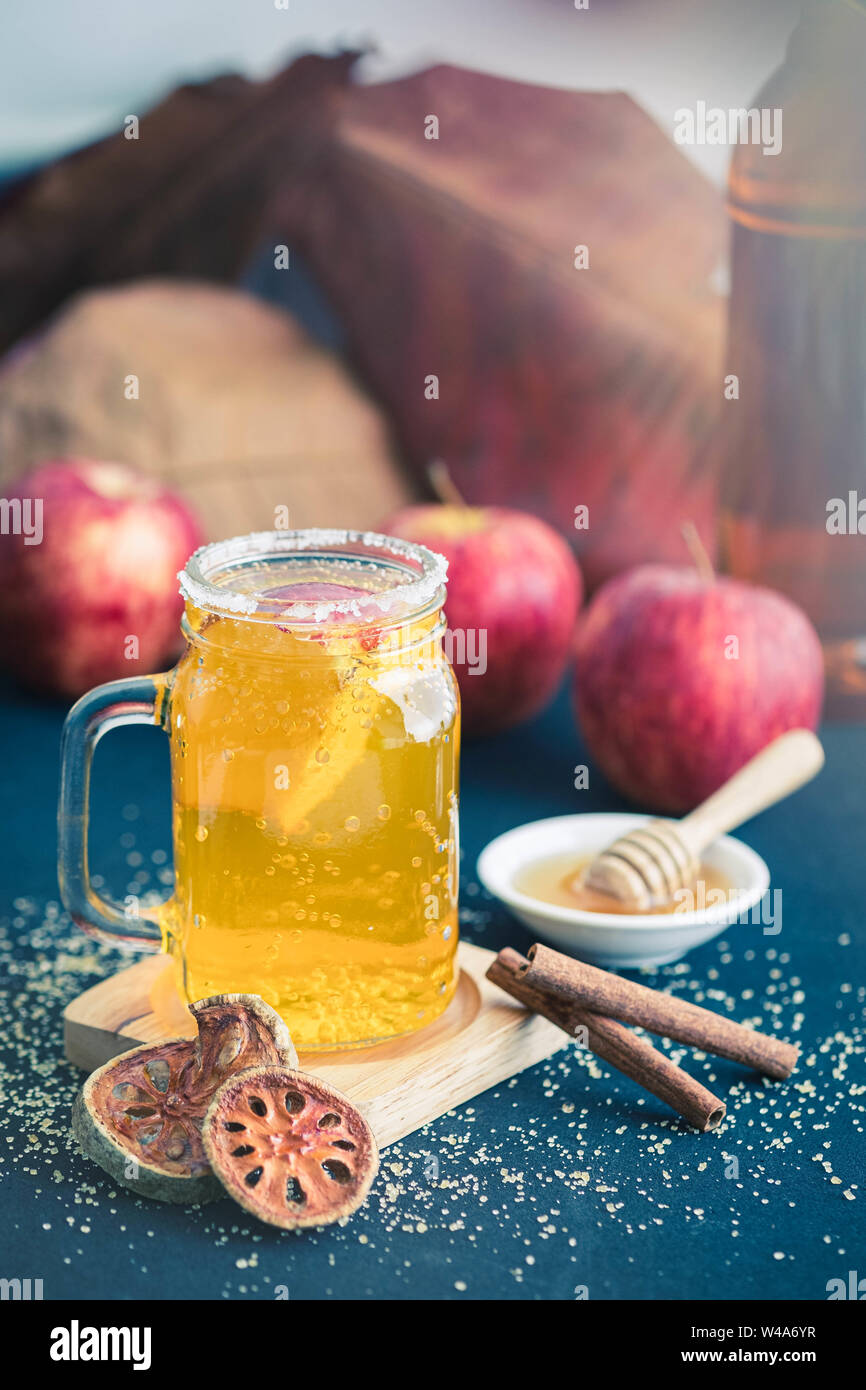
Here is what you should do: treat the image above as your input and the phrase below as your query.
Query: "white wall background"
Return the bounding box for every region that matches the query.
[0,0,803,184]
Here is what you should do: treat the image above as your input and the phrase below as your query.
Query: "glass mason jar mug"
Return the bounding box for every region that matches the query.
[58,530,460,1049]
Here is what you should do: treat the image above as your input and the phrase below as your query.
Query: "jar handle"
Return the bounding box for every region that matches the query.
[58,675,171,949]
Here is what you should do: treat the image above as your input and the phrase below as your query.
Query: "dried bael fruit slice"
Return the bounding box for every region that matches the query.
[203,1066,379,1228]
[71,994,298,1204]
[190,993,298,1078]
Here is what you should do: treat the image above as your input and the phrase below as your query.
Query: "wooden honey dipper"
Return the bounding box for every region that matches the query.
[583,728,825,912]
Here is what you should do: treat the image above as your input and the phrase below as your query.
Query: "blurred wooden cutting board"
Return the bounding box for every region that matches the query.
[63,942,567,1148]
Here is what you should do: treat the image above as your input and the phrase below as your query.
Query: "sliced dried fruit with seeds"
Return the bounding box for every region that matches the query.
[71,994,298,1203]
[203,1065,379,1228]
[190,993,297,1078]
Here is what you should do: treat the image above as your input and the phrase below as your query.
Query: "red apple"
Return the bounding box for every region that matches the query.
[383,503,583,733]
[0,459,203,699]
[573,563,824,813]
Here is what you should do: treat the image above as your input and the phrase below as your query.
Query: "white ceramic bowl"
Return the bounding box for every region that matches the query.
[476,813,771,968]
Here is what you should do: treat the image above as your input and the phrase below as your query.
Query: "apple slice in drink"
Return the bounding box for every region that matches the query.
[261,580,384,836]
[176,582,446,836]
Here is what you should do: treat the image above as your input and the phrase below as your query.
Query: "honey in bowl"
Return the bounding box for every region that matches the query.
[513,853,733,916]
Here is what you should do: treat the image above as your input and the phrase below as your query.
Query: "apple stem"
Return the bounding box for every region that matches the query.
[428,459,466,509]
[681,521,715,583]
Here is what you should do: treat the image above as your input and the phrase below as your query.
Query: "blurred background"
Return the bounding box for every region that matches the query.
[0,0,799,184]
[1,0,864,724]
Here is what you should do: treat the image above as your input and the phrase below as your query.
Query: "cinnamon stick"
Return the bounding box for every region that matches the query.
[525,943,799,1080]
[487,948,726,1131]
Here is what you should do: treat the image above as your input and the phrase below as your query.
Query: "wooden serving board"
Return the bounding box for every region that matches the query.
[64,943,567,1148]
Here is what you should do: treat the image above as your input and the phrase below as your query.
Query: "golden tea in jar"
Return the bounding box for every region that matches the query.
[59,530,460,1049]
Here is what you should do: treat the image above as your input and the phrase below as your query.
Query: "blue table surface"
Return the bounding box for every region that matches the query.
[1,676,863,1301]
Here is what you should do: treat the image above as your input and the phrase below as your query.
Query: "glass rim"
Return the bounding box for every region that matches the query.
[177,528,448,626]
